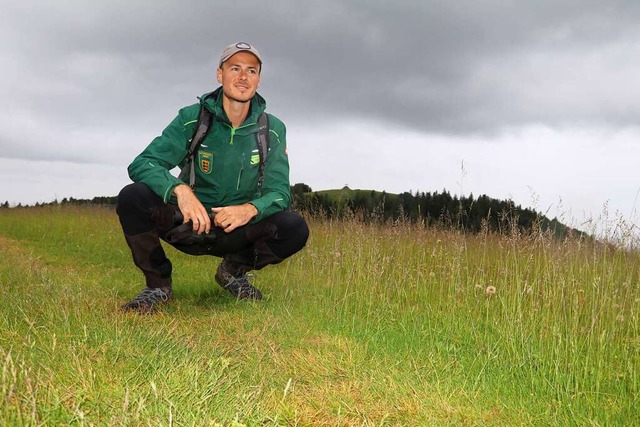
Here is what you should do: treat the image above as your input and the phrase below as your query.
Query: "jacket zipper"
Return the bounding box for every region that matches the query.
[237,152,245,190]
[228,121,256,188]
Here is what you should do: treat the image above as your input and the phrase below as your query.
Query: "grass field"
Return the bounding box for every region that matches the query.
[0,205,638,426]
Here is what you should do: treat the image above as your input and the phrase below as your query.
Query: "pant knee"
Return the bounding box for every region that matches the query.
[116,183,165,235]
[266,211,309,259]
[117,183,151,215]
[281,211,309,245]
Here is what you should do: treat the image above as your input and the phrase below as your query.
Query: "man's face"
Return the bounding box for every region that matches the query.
[217,51,261,103]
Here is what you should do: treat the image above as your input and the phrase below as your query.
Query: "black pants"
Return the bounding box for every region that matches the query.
[116,183,309,288]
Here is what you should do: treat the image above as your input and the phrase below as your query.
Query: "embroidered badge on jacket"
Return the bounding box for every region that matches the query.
[198,151,213,174]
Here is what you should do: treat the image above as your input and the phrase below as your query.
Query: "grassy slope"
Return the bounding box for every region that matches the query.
[0,205,638,425]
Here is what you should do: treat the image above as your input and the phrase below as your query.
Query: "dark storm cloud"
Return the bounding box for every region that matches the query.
[260,0,640,133]
[1,0,639,163]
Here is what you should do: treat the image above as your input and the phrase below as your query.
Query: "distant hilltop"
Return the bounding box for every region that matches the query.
[290,184,586,240]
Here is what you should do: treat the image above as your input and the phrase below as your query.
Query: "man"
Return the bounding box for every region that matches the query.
[116,42,309,312]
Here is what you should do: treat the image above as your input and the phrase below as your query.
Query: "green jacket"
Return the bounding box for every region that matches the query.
[128,88,291,222]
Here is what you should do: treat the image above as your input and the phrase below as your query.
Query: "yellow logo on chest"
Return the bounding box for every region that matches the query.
[198,151,213,174]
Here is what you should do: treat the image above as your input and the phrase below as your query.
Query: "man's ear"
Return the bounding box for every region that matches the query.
[216,67,223,84]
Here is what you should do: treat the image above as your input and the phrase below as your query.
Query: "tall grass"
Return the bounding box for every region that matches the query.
[0,205,637,425]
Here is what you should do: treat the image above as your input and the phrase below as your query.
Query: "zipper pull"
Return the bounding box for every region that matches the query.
[229,127,236,145]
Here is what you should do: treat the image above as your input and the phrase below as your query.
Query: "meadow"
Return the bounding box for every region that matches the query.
[0,205,637,426]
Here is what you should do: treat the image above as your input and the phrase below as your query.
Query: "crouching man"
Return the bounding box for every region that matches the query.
[116,42,309,312]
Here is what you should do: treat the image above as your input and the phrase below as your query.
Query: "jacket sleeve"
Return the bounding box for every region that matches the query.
[127,109,194,203]
[250,116,291,221]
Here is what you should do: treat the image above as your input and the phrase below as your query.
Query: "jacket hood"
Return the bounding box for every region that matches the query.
[200,86,267,124]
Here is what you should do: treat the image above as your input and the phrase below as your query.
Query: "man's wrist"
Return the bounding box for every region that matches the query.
[173,184,191,197]
[246,203,259,218]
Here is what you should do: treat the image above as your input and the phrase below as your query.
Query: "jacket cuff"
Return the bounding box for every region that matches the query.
[163,181,185,203]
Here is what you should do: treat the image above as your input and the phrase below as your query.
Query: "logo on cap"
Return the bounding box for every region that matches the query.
[219,41,263,68]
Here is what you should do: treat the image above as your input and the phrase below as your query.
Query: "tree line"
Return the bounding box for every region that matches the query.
[1,183,582,238]
[290,184,582,238]
[0,196,118,208]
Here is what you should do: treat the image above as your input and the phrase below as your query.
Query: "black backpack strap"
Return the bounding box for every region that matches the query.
[179,104,214,189]
[256,112,270,192]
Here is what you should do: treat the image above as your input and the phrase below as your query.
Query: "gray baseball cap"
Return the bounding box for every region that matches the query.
[218,42,263,68]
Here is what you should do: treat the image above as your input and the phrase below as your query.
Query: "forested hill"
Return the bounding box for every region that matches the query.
[1,185,584,239]
[290,184,585,239]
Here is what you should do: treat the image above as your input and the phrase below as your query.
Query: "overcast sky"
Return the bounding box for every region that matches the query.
[1,0,638,237]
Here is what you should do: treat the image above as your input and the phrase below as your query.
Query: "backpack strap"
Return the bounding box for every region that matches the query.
[179,104,214,189]
[256,112,270,192]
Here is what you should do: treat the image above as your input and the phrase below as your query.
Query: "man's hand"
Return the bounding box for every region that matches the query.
[212,204,258,233]
[173,184,210,234]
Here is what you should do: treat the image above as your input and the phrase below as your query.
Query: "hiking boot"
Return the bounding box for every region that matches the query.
[215,259,263,300]
[122,286,173,313]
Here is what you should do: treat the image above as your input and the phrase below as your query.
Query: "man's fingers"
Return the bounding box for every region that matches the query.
[184,209,211,234]
[176,189,210,233]
[213,214,225,229]
[211,206,253,232]
[201,214,211,234]
[197,213,211,234]
[212,213,233,232]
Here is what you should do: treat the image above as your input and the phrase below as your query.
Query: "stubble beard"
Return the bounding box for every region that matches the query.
[223,86,254,104]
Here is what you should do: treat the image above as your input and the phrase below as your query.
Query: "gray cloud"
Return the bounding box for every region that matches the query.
[1,0,639,164]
